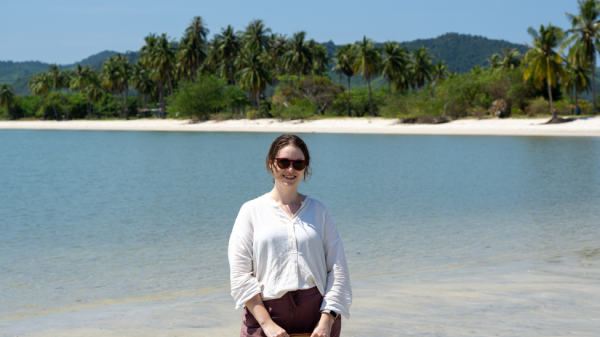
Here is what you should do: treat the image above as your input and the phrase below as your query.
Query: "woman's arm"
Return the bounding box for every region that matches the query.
[245,293,289,337]
[319,211,352,317]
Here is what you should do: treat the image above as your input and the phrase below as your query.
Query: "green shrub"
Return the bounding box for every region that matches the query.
[247,109,261,119]
[511,105,525,116]
[167,75,227,120]
[271,99,316,119]
[525,97,549,116]
[553,100,573,116]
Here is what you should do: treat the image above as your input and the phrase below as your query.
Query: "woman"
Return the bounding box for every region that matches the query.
[229,134,352,337]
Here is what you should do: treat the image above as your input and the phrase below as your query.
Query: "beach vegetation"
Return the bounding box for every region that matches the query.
[167,74,227,120]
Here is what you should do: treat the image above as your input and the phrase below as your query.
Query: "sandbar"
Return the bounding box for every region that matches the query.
[1,117,600,137]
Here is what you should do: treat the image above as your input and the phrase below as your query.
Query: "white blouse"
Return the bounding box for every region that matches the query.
[228,194,352,318]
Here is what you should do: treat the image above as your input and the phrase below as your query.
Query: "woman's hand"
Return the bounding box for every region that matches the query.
[245,293,288,337]
[311,313,334,337]
[262,320,289,337]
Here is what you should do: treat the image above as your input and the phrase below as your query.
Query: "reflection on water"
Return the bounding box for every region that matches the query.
[0,131,599,320]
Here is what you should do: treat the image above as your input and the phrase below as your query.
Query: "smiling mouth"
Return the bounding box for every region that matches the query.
[283,175,296,180]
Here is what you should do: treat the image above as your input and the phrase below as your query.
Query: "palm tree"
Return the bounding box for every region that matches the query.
[141,33,175,117]
[381,41,409,95]
[311,43,331,77]
[115,54,133,119]
[432,60,449,84]
[85,74,104,119]
[101,56,121,118]
[353,36,381,117]
[471,65,482,75]
[70,64,93,118]
[185,16,209,74]
[237,50,271,117]
[130,62,147,118]
[523,25,567,120]
[176,34,199,82]
[564,57,591,114]
[333,45,355,117]
[244,19,271,52]
[489,47,521,75]
[411,46,433,88]
[215,25,242,85]
[563,0,600,113]
[283,31,313,82]
[266,33,288,94]
[28,73,51,120]
[0,83,16,120]
[48,65,67,119]
[152,34,175,96]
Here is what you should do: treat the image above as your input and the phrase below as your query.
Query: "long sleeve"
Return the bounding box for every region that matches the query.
[228,204,261,309]
[319,211,352,318]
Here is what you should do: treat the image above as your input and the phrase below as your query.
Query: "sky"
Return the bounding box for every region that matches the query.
[1,0,580,65]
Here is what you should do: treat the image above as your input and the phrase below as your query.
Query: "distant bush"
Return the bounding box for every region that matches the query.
[525,97,548,116]
[168,75,227,120]
[271,99,315,119]
[331,88,386,117]
[246,109,261,119]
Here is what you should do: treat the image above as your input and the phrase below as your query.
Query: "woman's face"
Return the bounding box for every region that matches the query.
[272,145,306,189]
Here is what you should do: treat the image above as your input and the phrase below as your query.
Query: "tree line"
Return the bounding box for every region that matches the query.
[1,0,599,121]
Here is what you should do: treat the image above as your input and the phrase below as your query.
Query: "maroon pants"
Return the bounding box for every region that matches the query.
[240,287,342,337]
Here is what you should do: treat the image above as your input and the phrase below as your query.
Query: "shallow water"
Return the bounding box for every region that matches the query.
[1,130,599,325]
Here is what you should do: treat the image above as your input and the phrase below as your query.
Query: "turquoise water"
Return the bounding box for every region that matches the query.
[1,130,599,322]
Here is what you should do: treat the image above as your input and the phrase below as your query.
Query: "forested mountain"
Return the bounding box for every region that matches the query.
[2,51,139,95]
[3,33,526,95]
[324,33,528,73]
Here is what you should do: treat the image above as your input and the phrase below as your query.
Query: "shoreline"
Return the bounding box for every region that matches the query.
[1,117,599,137]
[4,262,599,337]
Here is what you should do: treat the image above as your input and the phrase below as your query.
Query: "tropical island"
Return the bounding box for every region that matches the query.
[1,0,599,129]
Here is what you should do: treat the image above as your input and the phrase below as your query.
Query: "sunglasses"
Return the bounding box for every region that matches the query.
[275,158,307,171]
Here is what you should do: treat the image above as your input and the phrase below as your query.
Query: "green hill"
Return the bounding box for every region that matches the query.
[324,33,529,74]
[1,50,141,95]
[396,33,528,73]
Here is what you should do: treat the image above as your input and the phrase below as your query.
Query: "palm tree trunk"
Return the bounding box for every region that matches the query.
[41,96,46,120]
[229,58,234,85]
[575,90,579,115]
[136,89,140,119]
[61,94,70,120]
[50,98,59,120]
[368,79,374,117]
[167,72,174,96]
[124,87,129,120]
[347,75,352,117]
[257,92,261,118]
[571,87,574,115]
[592,59,597,114]
[388,80,391,97]
[548,80,556,120]
[194,50,199,82]
[114,91,118,118]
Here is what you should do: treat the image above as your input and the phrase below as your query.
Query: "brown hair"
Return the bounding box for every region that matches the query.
[266,134,312,181]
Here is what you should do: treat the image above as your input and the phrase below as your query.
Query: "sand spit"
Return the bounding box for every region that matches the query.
[1,117,600,137]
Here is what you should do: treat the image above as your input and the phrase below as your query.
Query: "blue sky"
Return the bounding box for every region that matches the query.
[1,0,579,64]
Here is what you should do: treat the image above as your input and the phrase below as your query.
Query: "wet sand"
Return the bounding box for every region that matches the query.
[4,262,599,337]
[1,117,600,137]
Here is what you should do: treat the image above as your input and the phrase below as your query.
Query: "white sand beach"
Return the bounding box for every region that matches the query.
[1,117,600,137]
